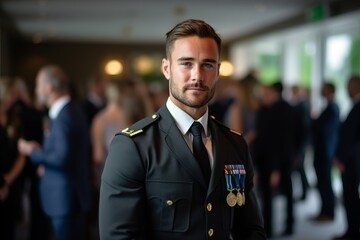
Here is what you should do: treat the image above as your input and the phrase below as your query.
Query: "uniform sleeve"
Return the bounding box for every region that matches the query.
[99,134,146,240]
[30,118,71,169]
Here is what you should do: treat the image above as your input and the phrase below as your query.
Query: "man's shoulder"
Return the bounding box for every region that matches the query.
[210,115,242,137]
[118,113,161,137]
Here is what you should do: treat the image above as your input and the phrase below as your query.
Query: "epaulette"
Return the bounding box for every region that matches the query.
[210,115,242,136]
[120,113,160,137]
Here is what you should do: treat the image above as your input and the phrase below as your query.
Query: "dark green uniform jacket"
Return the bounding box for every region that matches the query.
[99,104,266,240]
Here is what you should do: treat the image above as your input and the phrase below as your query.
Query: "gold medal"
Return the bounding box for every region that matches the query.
[226,190,237,207]
[242,192,245,205]
[236,190,243,206]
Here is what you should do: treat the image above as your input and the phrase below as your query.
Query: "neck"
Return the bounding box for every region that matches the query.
[170,96,207,120]
[48,92,68,107]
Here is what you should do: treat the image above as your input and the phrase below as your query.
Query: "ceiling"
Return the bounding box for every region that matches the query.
[1,0,326,44]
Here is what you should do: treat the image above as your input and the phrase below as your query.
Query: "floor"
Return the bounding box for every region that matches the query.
[270,188,346,240]
[269,160,347,240]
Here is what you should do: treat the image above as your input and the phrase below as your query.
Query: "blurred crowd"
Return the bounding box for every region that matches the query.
[0,64,359,240]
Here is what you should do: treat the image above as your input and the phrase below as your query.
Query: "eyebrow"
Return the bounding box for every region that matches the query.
[177,57,218,64]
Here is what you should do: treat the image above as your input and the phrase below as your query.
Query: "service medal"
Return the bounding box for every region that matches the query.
[225,165,237,207]
[226,190,237,207]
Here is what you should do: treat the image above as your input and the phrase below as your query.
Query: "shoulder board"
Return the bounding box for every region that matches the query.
[210,115,242,136]
[119,113,160,137]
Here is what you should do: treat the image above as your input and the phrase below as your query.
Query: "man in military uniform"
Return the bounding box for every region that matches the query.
[99,19,266,240]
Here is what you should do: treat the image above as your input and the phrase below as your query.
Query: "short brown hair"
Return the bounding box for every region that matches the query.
[165,19,221,59]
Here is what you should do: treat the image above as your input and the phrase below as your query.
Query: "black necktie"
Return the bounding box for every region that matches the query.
[190,121,211,185]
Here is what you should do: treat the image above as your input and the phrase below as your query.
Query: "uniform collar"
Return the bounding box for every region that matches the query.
[166,98,209,137]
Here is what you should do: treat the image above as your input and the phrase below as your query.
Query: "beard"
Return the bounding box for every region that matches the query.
[170,79,216,109]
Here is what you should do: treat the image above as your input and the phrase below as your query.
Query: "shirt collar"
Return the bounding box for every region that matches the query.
[166,97,209,136]
[49,95,71,119]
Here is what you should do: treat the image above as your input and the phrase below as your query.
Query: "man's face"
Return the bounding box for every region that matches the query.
[35,71,50,107]
[162,36,220,114]
[347,81,359,100]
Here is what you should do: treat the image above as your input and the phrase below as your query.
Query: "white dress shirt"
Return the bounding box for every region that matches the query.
[166,98,214,169]
[49,95,71,120]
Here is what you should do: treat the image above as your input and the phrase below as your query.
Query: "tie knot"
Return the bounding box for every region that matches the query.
[190,121,204,137]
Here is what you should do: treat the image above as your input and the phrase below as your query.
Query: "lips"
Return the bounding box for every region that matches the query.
[189,87,206,91]
[186,83,208,91]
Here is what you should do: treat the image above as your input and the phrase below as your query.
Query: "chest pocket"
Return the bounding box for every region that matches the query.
[146,181,192,232]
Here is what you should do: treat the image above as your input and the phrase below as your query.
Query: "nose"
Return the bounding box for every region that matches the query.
[191,64,203,81]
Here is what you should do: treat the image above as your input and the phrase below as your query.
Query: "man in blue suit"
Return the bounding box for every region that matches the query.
[311,82,339,221]
[18,65,92,240]
[333,75,360,240]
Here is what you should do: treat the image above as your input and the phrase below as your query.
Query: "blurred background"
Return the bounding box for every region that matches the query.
[1,1,360,240]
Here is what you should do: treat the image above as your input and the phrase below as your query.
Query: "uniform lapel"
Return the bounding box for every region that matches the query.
[208,120,229,195]
[158,105,207,188]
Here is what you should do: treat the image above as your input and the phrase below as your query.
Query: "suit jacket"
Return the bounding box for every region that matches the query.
[99,104,265,240]
[253,99,297,173]
[30,101,92,217]
[312,100,340,161]
[336,100,360,168]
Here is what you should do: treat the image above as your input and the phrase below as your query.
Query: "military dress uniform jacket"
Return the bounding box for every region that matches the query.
[99,104,266,240]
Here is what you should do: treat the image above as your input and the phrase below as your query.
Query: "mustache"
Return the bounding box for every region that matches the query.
[185,82,209,91]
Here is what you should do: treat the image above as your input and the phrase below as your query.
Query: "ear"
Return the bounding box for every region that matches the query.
[162,58,170,80]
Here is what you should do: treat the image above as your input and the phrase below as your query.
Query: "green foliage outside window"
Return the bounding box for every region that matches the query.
[350,35,360,75]
[258,53,280,84]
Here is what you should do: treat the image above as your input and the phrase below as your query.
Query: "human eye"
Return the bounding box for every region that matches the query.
[180,61,193,68]
[202,62,215,69]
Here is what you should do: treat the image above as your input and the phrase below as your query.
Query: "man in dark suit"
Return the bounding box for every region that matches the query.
[99,19,266,240]
[333,75,360,240]
[311,82,339,222]
[18,65,92,240]
[253,82,297,238]
[82,73,107,126]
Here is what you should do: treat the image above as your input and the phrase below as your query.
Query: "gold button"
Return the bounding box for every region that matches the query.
[166,200,173,206]
[207,203,212,211]
[208,228,214,237]
[152,114,157,119]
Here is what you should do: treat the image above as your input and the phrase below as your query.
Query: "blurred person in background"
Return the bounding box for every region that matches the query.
[91,78,149,193]
[149,80,169,111]
[0,76,50,240]
[18,65,92,240]
[0,77,27,240]
[310,82,339,222]
[81,72,108,239]
[253,82,297,238]
[289,85,311,201]
[91,79,131,192]
[209,77,236,127]
[90,78,151,239]
[82,73,108,126]
[228,73,260,147]
[332,75,360,240]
